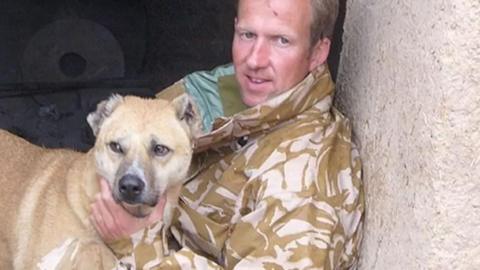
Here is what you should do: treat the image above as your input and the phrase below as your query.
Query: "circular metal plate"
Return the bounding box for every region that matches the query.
[22,19,125,83]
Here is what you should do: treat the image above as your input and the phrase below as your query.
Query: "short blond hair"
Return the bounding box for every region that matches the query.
[235,0,339,47]
[310,0,339,44]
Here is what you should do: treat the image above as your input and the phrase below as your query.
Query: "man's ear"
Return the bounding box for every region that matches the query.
[87,94,124,136]
[172,94,203,138]
[309,37,331,71]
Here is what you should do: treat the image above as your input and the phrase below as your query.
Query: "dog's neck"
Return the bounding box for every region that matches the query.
[65,150,100,229]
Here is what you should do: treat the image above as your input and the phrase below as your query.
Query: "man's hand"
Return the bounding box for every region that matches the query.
[90,178,166,242]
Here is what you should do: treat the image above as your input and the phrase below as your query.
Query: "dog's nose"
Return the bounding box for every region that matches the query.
[118,174,145,203]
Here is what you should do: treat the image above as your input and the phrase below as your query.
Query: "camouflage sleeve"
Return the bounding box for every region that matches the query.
[107,221,169,269]
[155,141,362,270]
[222,140,363,269]
[224,195,353,268]
[109,226,223,269]
[108,120,363,269]
[108,222,224,270]
[149,247,223,270]
[155,80,186,101]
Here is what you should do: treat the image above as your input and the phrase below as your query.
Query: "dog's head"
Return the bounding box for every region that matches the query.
[87,94,202,217]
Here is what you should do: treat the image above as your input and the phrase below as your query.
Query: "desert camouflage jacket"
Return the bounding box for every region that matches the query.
[110,64,364,270]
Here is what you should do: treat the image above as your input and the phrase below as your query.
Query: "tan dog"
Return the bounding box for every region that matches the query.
[0,94,201,269]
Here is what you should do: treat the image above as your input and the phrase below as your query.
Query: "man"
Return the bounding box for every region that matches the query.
[91,0,364,268]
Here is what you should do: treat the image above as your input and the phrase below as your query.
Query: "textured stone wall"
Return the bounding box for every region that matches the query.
[335,1,479,269]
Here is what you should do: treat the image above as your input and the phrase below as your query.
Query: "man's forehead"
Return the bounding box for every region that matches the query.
[237,0,311,15]
[237,0,312,21]
[236,0,312,35]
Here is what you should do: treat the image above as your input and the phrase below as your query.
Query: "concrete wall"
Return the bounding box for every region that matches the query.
[335,1,480,269]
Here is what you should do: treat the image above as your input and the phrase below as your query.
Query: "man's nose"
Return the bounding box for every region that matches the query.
[246,39,270,69]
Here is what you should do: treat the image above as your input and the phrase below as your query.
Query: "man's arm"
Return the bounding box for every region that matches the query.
[90,179,166,243]
[224,150,362,269]
[91,187,344,269]
[91,148,362,270]
[90,179,224,269]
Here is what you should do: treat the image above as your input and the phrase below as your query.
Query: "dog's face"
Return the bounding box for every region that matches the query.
[87,94,201,217]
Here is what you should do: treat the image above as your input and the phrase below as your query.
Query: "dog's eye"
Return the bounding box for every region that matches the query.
[108,142,123,154]
[153,144,170,156]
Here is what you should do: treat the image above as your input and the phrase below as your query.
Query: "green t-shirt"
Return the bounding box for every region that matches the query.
[184,64,247,132]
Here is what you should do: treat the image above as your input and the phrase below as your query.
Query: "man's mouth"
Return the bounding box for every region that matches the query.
[248,76,267,83]
[247,75,270,84]
[244,75,273,93]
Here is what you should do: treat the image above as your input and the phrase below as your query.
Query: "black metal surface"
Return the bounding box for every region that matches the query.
[0,0,345,151]
[0,0,235,151]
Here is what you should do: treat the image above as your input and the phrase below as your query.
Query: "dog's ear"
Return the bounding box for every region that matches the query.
[87,94,124,136]
[172,94,203,138]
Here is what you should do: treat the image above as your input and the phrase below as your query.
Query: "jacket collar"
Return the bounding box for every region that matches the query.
[194,65,335,151]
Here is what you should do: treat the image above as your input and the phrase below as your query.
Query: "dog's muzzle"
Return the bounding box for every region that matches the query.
[118,174,145,204]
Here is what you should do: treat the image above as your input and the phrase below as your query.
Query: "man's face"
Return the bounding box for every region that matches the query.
[233,0,328,107]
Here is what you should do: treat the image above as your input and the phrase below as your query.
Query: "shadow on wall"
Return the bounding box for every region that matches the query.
[328,0,347,81]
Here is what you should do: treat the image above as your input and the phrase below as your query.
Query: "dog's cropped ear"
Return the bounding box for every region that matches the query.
[172,94,203,138]
[87,94,124,136]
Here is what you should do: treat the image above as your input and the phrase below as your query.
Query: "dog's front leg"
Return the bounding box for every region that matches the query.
[39,238,118,270]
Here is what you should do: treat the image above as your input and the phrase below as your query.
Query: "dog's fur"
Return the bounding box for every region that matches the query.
[0,94,201,269]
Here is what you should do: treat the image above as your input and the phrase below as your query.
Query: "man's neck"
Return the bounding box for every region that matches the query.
[218,74,248,116]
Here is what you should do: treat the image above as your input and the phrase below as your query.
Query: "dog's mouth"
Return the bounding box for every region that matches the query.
[120,202,155,218]
[113,191,159,218]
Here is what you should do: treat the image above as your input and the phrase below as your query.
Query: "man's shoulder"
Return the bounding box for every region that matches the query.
[185,63,234,85]
[154,63,234,101]
[245,104,353,167]
[155,80,186,101]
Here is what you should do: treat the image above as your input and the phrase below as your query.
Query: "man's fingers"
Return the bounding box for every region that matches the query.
[97,178,141,236]
[93,177,167,239]
[98,179,126,226]
[90,205,115,242]
[92,180,128,240]
[95,194,116,230]
[99,178,114,200]
[148,196,167,223]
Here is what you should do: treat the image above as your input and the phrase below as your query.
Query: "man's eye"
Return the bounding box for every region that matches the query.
[153,144,170,157]
[277,36,290,46]
[108,141,123,154]
[240,32,255,40]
